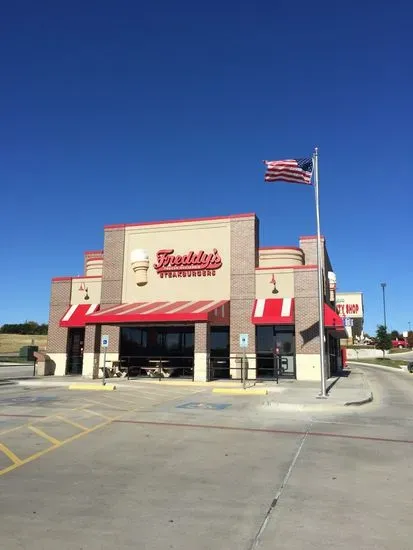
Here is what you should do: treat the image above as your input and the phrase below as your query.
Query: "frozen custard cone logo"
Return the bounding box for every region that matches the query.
[130,249,150,286]
[154,248,222,279]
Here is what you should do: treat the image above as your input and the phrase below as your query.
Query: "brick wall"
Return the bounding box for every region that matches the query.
[100,325,120,354]
[194,323,209,353]
[100,227,125,306]
[299,236,333,303]
[229,216,257,356]
[84,324,102,377]
[47,280,71,353]
[84,324,101,354]
[294,268,320,354]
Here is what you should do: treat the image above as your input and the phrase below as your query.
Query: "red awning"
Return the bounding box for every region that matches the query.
[252,299,346,333]
[86,300,230,324]
[251,298,294,325]
[324,304,345,329]
[60,304,100,327]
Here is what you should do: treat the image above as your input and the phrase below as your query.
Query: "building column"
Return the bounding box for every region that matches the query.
[96,325,120,376]
[46,279,71,376]
[229,217,257,380]
[82,324,101,378]
[294,267,323,381]
[194,323,209,382]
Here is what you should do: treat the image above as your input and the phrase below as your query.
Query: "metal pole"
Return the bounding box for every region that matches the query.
[102,347,107,386]
[314,147,327,398]
[242,348,246,389]
[381,283,387,329]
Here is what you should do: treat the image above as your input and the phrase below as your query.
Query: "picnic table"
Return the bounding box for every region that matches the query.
[141,359,175,378]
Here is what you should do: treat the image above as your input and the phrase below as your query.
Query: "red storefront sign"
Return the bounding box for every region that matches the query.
[154,248,222,278]
[336,303,359,316]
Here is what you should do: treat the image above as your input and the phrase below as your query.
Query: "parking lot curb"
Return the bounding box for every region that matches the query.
[212,388,267,396]
[68,383,117,391]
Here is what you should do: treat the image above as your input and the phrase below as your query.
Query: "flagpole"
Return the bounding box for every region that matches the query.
[313,147,327,398]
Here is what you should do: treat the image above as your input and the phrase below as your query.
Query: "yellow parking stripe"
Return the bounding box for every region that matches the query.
[55,416,88,431]
[80,398,129,411]
[0,386,203,477]
[29,426,61,446]
[82,408,112,420]
[0,442,22,465]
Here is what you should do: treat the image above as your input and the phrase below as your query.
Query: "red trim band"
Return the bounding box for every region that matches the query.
[84,250,103,255]
[104,212,256,230]
[299,235,325,241]
[259,246,303,252]
[52,275,102,282]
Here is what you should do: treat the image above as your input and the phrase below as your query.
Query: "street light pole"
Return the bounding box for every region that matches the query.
[381,282,387,330]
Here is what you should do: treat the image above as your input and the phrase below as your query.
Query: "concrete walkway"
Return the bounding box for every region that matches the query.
[2,367,372,408]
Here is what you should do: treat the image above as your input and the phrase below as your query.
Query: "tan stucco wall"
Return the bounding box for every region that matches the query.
[122,220,231,302]
[85,258,103,276]
[255,269,295,298]
[296,354,323,381]
[258,248,304,267]
[70,277,102,305]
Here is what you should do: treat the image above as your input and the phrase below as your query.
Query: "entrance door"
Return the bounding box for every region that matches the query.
[66,328,85,375]
[274,332,295,378]
[210,327,230,379]
[256,326,295,379]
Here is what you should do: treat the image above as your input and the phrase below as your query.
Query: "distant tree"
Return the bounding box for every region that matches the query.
[390,330,401,340]
[376,325,392,358]
[0,322,48,335]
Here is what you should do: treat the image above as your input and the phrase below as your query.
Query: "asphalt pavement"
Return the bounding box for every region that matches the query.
[0,366,412,549]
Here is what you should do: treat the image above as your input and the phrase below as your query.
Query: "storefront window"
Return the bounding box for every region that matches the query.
[120,326,194,358]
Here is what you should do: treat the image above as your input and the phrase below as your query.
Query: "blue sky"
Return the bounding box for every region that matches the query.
[1,1,411,335]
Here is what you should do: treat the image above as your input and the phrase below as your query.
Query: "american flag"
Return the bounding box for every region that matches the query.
[264,158,313,185]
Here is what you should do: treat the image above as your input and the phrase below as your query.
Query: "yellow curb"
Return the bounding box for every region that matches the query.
[212,388,267,396]
[68,383,116,391]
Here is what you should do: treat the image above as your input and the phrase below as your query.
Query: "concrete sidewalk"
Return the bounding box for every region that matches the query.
[2,367,372,408]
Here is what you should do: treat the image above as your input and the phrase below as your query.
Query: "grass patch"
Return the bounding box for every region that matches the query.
[349,358,409,368]
[388,348,412,354]
[0,334,47,354]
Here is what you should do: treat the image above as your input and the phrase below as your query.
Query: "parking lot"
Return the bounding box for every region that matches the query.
[1,369,413,550]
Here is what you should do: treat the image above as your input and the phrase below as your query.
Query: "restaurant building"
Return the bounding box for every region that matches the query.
[46,213,345,381]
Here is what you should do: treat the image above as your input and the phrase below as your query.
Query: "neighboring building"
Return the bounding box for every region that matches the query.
[335,292,364,343]
[46,213,345,382]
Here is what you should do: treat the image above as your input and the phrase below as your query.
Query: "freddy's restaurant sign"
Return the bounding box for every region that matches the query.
[154,248,222,278]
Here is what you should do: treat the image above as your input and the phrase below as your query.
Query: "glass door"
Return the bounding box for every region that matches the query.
[66,328,84,375]
[274,331,295,378]
[256,326,296,379]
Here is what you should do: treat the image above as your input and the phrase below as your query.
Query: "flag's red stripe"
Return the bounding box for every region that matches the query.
[265,174,312,184]
[266,168,310,178]
[265,171,311,182]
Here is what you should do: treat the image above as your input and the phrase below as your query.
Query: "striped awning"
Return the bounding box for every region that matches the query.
[85,300,230,324]
[252,298,345,332]
[60,304,99,327]
[251,298,294,325]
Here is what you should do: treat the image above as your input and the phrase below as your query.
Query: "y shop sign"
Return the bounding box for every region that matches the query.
[336,303,360,316]
[336,295,363,318]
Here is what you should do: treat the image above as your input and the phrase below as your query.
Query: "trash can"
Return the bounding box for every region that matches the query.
[407,362,413,374]
[19,345,39,361]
